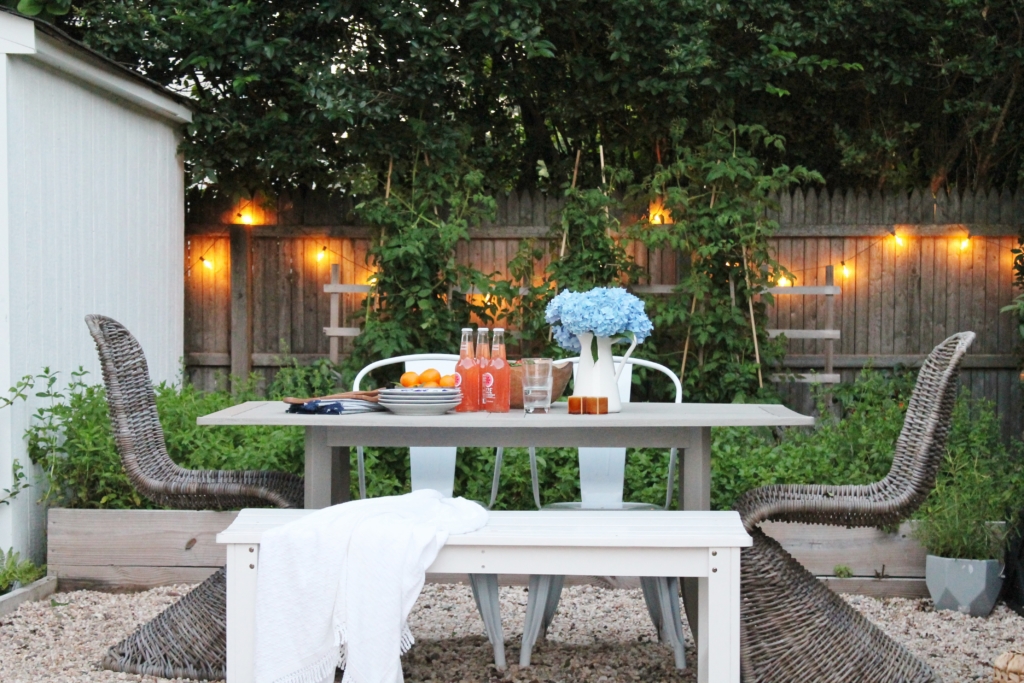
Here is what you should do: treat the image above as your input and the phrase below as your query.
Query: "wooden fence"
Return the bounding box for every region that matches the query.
[185,187,1024,439]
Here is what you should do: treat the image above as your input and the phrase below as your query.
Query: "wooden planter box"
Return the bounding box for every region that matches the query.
[46,509,929,597]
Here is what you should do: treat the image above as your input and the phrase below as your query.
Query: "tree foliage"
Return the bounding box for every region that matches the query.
[20,0,1024,193]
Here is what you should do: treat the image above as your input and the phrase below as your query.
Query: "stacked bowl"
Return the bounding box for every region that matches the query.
[378,388,462,415]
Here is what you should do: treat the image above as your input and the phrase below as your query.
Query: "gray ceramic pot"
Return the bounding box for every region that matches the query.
[925,555,1003,617]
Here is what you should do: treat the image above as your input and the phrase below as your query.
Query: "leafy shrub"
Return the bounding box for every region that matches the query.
[913,396,1024,560]
[0,548,44,595]
[20,363,1024,533]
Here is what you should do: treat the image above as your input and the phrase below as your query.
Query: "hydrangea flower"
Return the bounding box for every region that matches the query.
[545,287,653,351]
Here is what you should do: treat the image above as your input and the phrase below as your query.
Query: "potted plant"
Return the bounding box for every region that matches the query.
[915,448,1009,617]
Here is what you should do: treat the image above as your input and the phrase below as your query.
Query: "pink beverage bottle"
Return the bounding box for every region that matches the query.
[454,328,479,412]
[476,328,490,408]
[485,328,510,413]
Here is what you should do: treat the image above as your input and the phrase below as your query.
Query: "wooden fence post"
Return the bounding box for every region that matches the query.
[229,225,252,392]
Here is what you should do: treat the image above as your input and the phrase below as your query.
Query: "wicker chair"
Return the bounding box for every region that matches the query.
[86,314,303,680]
[734,331,974,683]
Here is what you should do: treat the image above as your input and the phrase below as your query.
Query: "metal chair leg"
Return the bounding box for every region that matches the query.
[664,447,677,510]
[488,447,504,509]
[640,576,686,669]
[520,575,557,666]
[528,447,541,509]
[356,446,367,499]
[469,573,506,669]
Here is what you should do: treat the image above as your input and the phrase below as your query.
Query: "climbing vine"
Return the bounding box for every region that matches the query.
[631,120,823,402]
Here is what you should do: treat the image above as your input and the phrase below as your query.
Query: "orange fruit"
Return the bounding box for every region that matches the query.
[439,374,457,387]
[400,371,421,387]
[419,368,442,384]
[421,381,441,388]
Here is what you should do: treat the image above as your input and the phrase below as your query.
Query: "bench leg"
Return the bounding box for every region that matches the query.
[702,547,740,683]
[520,574,564,666]
[469,574,506,669]
[641,576,686,669]
[226,543,259,683]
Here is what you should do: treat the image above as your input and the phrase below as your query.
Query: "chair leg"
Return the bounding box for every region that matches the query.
[521,574,561,666]
[356,446,367,499]
[528,447,541,509]
[469,573,506,669]
[664,447,678,510]
[640,576,686,669]
[488,447,504,509]
[540,574,564,638]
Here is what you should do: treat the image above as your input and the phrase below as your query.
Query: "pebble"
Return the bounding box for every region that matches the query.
[0,583,1021,682]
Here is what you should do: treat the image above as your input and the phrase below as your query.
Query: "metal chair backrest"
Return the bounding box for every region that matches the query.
[560,356,683,403]
[353,354,460,497]
[353,353,459,391]
[555,356,682,508]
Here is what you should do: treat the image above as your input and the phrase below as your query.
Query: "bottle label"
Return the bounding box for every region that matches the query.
[482,373,494,388]
[454,373,463,387]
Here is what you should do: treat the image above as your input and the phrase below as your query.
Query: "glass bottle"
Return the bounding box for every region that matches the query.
[476,328,490,408]
[454,328,479,412]
[484,328,510,413]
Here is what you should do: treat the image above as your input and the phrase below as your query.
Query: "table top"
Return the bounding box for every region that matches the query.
[217,508,753,548]
[195,401,811,448]
[197,401,813,448]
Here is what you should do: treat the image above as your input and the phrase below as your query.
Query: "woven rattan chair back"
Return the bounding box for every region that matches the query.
[85,314,302,510]
[738,331,974,532]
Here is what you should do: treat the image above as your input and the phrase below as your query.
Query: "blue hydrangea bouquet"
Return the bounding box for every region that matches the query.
[544,287,653,410]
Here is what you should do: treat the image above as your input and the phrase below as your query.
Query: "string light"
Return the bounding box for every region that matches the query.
[892,230,904,246]
[841,261,850,278]
[317,245,327,262]
[960,234,971,251]
[200,256,213,270]
[777,276,791,287]
[238,212,253,225]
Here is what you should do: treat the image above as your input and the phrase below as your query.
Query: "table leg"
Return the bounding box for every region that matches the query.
[703,547,741,683]
[680,427,711,661]
[304,427,350,509]
[226,543,259,683]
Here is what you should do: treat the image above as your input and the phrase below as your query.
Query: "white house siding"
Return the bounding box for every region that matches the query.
[0,56,184,561]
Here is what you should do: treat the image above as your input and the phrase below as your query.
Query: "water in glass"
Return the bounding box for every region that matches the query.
[522,358,553,414]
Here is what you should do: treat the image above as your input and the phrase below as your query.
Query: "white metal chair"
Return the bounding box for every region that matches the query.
[518,356,688,668]
[352,353,508,669]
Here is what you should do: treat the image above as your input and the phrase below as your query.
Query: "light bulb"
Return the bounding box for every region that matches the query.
[777,276,790,287]
[893,233,904,246]
[240,213,253,225]
[960,238,970,251]
[317,246,327,262]
[200,257,213,270]
[841,263,850,278]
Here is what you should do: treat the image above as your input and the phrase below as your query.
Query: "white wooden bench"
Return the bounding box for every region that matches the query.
[217,509,751,683]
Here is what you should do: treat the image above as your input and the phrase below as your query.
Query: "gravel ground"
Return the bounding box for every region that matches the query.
[1,583,1022,682]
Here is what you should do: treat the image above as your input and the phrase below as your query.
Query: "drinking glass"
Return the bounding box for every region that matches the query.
[522,358,553,414]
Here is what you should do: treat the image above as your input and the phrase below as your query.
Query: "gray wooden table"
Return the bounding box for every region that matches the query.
[198,400,813,653]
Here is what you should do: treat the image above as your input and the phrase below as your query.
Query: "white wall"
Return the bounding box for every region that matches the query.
[0,55,184,561]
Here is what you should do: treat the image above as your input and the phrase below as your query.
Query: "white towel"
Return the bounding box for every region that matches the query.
[254,489,488,683]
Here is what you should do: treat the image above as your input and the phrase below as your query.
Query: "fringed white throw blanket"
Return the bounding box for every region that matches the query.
[254,490,488,683]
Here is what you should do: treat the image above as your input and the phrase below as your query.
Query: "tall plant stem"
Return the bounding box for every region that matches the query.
[385,155,393,201]
[742,249,763,388]
[551,150,582,342]
[679,291,699,383]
